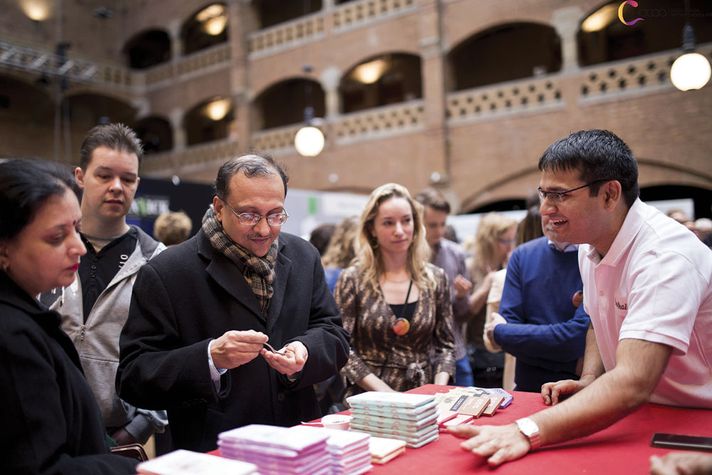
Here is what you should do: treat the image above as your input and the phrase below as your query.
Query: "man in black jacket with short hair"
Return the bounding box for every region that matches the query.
[117,154,350,451]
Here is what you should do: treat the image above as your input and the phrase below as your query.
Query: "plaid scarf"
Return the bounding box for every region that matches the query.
[202,206,278,315]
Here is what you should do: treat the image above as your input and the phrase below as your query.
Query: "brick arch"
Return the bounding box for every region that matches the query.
[339,52,422,114]
[459,159,712,212]
[446,21,562,92]
[447,17,557,54]
[252,77,325,130]
[459,166,540,212]
[123,27,171,69]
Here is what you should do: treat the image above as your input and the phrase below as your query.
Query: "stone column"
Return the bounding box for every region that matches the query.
[417,0,451,195]
[169,107,185,152]
[321,66,342,120]
[552,6,583,73]
[167,20,182,61]
[228,0,251,151]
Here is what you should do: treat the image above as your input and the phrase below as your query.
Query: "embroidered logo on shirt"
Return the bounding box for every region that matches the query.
[615,300,628,310]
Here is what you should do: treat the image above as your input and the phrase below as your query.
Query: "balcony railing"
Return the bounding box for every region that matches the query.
[0,38,132,88]
[446,75,564,124]
[248,13,325,57]
[142,43,231,88]
[142,138,240,172]
[334,100,425,144]
[251,124,304,154]
[579,43,712,102]
[332,0,416,32]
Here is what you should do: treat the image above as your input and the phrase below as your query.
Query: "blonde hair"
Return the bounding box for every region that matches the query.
[322,216,359,268]
[355,183,433,293]
[153,211,193,246]
[473,212,518,274]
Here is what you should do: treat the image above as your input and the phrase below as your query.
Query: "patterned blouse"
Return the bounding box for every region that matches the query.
[334,263,456,398]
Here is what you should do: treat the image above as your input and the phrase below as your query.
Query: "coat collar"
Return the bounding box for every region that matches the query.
[197,230,292,329]
[0,272,83,370]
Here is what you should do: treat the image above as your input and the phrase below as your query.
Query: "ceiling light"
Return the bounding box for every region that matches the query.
[670,22,711,91]
[204,98,231,121]
[196,4,225,22]
[21,0,51,21]
[294,125,325,157]
[203,15,227,36]
[352,59,387,84]
[581,4,618,33]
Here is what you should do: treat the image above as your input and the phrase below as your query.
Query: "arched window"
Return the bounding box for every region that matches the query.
[133,116,173,154]
[63,93,136,129]
[253,79,325,130]
[184,97,233,146]
[578,0,712,66]
[252,0,322,29]
[448,23,561,91]
[340,53,422,114]
[181,3,228,56]
[124,29,171,69]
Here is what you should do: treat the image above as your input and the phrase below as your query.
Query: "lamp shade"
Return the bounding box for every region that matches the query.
[670,52,711,91]
[294,125,325,157]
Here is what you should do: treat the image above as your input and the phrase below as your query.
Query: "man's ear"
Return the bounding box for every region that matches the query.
[212,195,223,223]
[74,167,85,189]
[603,180,622,209]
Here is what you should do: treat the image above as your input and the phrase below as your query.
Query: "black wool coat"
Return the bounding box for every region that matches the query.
[117,230,350,452]
[0,272,136,474]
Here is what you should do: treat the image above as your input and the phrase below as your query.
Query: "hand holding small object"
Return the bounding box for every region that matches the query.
[211,330,268,370]
[261,340,308,377]
[262,342,287,354]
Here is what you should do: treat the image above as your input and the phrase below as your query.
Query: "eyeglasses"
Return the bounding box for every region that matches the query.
[219,197,289,227]
[537,179,611,203]
[497,238,516,246]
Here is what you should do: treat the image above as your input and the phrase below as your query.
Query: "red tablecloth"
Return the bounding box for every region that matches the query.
[211,384,712,474]
[369,384,712,474]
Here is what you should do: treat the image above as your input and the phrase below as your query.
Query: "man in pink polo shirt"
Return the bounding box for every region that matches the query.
[452,129,712,467]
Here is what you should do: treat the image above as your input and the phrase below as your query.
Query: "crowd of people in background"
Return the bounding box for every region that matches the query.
[1,124,710,475]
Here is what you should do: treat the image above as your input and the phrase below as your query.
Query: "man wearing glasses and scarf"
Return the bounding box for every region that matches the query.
[117,154,350,452]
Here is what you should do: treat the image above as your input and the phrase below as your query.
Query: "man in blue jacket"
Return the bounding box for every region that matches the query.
[484,233,590,392]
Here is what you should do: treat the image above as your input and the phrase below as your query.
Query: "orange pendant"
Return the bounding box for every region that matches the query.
[392,318,410,336]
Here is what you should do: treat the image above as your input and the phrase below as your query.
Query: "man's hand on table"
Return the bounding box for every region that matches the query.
[541,374,595,405]
[449,423,531,466]
[650,452,712,475]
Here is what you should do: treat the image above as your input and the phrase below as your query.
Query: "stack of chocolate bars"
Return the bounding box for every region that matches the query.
[299,426,373,475]
[218,424,331,474]
[346,392,439,448]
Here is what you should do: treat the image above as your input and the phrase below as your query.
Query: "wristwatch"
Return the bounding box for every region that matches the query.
[515,417,542,450]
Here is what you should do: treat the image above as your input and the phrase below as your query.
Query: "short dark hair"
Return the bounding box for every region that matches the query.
[214,153,289,199]
[538,129,639,208]
[79,123,143,170]
[0,159,79,242]
[309,223,336,256]
[414,187,451,214]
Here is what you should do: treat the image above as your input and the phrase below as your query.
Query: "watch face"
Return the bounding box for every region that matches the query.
[517,418,538,436]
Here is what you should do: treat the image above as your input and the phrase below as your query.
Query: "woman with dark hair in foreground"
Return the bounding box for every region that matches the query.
[0,159,136,474]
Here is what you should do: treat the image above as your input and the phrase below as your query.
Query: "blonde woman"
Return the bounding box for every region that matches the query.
[322,215,359,293]
[465,213,518,385]
[335,183,455,397]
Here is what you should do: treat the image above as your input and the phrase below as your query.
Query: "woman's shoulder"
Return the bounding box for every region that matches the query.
[424,262,447,281]
[340,265,363,280]
[0,302,49,352]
